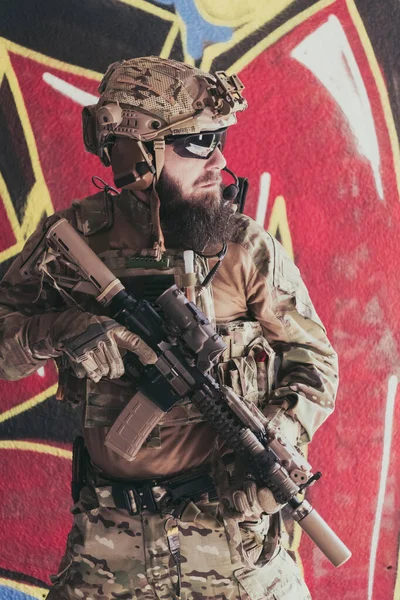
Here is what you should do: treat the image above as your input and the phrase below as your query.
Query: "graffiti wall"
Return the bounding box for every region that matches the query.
[0,1,399,598]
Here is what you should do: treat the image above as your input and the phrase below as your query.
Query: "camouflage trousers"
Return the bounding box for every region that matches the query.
[46,483,311,600]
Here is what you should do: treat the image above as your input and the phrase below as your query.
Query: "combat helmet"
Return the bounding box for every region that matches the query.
[82,56,247,257]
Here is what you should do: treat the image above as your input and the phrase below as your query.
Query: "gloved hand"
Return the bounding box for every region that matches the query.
[214,404,301,522]
[214,456,282,523]
[231,478,282,519]
[25,307,157,382]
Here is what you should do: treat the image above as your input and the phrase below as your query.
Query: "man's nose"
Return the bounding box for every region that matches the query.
[205,146,226,171]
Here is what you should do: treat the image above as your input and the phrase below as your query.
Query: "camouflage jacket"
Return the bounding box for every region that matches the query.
[0,190,338,478]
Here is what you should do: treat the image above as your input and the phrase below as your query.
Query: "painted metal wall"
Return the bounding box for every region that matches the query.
[0,1,399,598]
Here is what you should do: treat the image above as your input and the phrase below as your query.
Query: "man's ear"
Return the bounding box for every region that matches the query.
[111,138,154,190]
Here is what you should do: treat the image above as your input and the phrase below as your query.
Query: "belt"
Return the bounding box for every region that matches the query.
[73,437,224,515]
[88,464,218,516]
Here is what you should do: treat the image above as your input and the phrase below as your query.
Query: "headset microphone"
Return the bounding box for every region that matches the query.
[222,166,239,201]
[223,185,239,201]
[222,166,249,213]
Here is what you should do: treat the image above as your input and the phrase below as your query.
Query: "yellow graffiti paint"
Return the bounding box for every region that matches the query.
[0,171,23,261]
[0,578,49,600]
[225,0,336,76]
[0,41,54,262]
[217,0,399,201]
[195,0,296,28]
[0,384,58,424]
[200,0,330,73]
[267,195,294,260]
[21,181,48,239]
[0,439,72,459]
[160,20,181,59]
[117,0,175,22]
[176,14,196,66]
[1,37,102,81]
[346,0,400,198]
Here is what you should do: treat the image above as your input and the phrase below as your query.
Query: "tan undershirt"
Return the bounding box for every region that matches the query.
[84,242,262,479]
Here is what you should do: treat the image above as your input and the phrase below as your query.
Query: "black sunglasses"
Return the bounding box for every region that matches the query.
[165,128,227,159]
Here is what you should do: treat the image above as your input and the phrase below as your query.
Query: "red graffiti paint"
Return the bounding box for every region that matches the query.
[226,3,400,598]
[0,1,399,597]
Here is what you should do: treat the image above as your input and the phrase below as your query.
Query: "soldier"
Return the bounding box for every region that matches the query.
[0,57,338,599]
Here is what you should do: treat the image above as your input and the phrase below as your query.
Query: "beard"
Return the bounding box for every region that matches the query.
[157,171,236,253]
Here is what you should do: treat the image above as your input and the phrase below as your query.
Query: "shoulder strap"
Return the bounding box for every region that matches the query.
[72,190,114,236]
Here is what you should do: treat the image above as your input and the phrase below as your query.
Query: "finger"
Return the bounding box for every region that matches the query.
[232,490,252,516]
[69,362,86,379]
[112,328,157,365]
[243,481,264,518]
[257,487,283,514]
[80,355,103,383]
[82,368,102,383]
[102,339,124,379]
[92,346,111,378]
[219,498,244,521]
[243,480,258,507]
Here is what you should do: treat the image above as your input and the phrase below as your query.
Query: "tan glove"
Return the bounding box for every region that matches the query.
[214,405,301,522]
[232,479,282,519]
[24,307,157,382]
[214,456,281,523]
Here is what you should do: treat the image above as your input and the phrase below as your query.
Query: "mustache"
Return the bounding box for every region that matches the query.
[194,173,222,186]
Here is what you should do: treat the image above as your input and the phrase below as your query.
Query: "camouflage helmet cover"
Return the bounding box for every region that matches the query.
[83,56,247,157]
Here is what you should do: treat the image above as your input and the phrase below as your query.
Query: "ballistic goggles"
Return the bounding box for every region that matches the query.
[165,128,227,160]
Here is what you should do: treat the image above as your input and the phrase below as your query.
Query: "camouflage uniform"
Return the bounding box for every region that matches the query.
[48,466,310,600]
[0,190,337,599]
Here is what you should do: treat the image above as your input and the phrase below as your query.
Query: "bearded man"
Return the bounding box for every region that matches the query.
[0,57,338,599]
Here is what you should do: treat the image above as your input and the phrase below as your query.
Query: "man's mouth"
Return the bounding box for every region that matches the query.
[198,177,222,188]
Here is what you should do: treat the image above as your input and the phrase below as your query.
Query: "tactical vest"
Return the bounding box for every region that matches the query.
[59,192,275,447]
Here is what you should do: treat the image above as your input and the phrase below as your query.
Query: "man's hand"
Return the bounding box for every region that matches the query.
[26,307,157,382]
[214,403,302,522]
[214,456,283,523]
[231,479,282,519]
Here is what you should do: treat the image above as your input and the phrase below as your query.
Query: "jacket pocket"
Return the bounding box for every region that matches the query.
[217,335,275,408]
[234,546,311,600]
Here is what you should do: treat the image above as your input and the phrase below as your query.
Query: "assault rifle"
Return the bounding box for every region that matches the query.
[21,217,351,567]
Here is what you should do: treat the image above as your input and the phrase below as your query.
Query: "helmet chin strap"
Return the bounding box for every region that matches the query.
[153,139,165,180]
[148,139,166,260]
[149,181,166,261]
